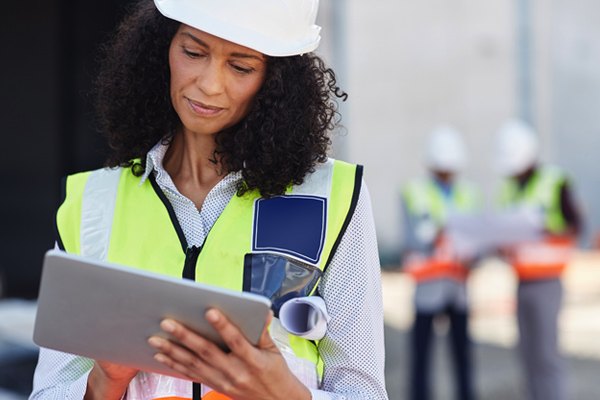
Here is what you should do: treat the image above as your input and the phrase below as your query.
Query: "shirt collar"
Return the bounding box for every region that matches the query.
[139,140,244,187]
[139,141,168,185]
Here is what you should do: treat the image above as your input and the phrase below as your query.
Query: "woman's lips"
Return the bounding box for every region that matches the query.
[186,98,224,117]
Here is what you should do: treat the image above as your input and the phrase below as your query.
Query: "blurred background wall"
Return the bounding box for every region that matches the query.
[328,0,600,263]
[549,0,600,251]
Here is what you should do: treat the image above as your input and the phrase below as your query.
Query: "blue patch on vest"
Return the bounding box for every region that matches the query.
[253,195,327,264]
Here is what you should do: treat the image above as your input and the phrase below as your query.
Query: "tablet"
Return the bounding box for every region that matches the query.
[34,250,272,378]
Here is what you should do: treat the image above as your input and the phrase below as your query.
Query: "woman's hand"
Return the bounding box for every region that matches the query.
[148,310,311,400]
[84,361,138,400]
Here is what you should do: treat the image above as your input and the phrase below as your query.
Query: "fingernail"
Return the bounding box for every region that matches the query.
[154,353,167,363]
[161,319,176,333]
[206,309,219,323]
[148,337,163,348]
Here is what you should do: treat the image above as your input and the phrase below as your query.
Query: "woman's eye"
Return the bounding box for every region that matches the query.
[182,48,203,59]
[231,64,254,74]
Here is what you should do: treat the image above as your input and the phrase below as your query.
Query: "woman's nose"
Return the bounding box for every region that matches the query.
[196,60,225,96]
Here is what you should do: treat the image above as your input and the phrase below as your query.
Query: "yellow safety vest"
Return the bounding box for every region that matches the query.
[401,178,479,282]
[56,158,361,399]
[499,166,573,280]
[402,178,479,226]
[499,166,567,234]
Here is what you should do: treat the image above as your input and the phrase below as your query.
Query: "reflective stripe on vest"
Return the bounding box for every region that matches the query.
[403,235,469,282]
[510,236,574,280]
[56,158,361,399]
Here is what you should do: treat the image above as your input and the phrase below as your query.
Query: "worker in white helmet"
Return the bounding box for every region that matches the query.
[400,126,479,400]
[494,119,581,400]
[29,1,388,399]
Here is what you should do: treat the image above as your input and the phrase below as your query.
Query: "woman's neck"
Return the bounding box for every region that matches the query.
[162,130,226,209]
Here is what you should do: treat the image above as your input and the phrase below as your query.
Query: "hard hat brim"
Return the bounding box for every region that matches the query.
[154,0,322,57]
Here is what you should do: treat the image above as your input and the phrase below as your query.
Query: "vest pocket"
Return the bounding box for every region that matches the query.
[243,253,321,316]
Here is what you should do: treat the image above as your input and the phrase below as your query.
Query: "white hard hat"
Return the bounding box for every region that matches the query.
[153,0,322,57]
[425,126,467,173]
[494,119,539,176]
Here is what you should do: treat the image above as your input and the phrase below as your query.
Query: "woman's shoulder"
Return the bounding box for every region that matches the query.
[317,157,363,179]
[296,158,362,196]
[61,166,138,207]
[64,160,145,188]
[64,166,123,187]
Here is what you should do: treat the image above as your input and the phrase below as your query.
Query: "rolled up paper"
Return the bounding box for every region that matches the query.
[279,296,330,340]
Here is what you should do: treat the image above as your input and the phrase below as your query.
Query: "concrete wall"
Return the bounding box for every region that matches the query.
[550,0,600,246]
[342,0,516,260]
[318,0,600,260]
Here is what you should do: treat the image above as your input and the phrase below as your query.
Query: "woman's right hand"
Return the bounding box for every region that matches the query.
[84,361,138,400]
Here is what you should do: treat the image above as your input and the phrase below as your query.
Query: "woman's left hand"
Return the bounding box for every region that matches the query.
[148,309,311,400]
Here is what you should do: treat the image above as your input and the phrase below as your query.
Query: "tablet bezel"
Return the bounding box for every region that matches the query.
[33,250,272,378]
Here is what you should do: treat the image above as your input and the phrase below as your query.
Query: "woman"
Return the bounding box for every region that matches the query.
[30,0,388,399]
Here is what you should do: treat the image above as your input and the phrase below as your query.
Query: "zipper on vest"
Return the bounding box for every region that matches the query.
[183,245,201,281]
[183,245,203,400]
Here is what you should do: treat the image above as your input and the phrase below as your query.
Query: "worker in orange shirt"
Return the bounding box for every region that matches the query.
[494,119,582,400]
[401,126,479,400]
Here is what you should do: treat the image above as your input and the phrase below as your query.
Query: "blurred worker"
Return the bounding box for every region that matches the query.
[401,126,479,400]
[495,119,582,400]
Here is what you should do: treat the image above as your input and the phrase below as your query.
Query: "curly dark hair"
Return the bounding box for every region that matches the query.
[95,0,347,197]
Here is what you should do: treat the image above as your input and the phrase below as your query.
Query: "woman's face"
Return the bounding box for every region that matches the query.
[168,25,267,137]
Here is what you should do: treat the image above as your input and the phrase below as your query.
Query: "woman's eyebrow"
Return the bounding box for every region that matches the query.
[230,52,265,62]
[181,32,209,48]
[181,31,265,62]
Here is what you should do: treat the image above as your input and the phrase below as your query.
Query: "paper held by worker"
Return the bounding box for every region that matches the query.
[445,208,544,257]
[279,296,329,340]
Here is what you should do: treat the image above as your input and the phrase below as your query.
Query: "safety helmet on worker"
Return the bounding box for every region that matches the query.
[425,126,468,173]
[153,0,322,57]
[495,119,539,177]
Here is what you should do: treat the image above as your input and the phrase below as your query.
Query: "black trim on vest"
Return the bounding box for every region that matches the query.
[242,253,253,292]
[193,382,201,399]
[148,173,188,253]
[322,164,363,274]
[54,176,68,251]
[183,245,201,281]
[182,245,202,400]
[149,173,205,399]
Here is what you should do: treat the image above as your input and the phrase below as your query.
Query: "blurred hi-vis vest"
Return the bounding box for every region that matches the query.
[402,178,479,282]
[499,166,574,280]
[56,158,362,400]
